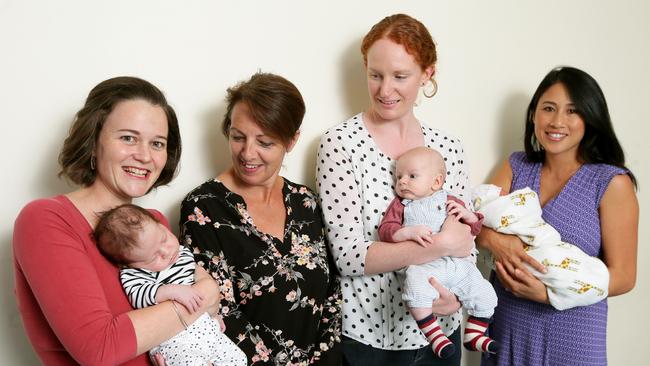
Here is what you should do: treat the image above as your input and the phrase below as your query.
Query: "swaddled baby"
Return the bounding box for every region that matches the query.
[473,184,609,310]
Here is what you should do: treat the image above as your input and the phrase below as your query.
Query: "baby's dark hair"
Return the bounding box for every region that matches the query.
[94,203,160,266]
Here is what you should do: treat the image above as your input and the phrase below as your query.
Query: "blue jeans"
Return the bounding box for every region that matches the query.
[342,327,461,366]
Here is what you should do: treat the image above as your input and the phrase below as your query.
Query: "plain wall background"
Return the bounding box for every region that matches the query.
[1,1,647,364]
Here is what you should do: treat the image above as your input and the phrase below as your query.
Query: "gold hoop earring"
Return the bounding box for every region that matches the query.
[423,77,438,98]
[90,156,96,170]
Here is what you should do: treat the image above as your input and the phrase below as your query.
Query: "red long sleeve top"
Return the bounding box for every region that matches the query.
[13,195,166,365]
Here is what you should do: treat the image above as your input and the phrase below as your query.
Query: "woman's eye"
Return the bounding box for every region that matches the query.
[152,141,166,150]
[542,106,554,112]
[369,74,380,80]
[410,174,417,179]
[259,141,274,148]
[395,75,407,80]
[120,135,136,143]
[567,108,578,114]
[231,135,244,141]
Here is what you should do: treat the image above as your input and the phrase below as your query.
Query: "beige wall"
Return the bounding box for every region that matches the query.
[1,1,647,364]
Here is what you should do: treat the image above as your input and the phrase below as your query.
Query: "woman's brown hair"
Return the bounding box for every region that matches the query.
[221,72,305,146]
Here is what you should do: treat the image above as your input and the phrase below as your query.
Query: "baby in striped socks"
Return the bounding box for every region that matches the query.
[378,147,498,359]
[95,204,246,366]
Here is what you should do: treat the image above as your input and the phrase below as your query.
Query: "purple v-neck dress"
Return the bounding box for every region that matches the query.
[482,152,627,366]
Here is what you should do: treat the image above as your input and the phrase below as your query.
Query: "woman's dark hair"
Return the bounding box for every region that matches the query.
[524,66,636,187]
[94,203,160,266]
[58,76,182,189]
[221,72,305,146]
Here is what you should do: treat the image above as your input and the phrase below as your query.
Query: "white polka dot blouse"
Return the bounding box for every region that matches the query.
[316,113,471,350]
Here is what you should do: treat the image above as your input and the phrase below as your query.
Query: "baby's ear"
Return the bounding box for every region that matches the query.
[432,173,444,190]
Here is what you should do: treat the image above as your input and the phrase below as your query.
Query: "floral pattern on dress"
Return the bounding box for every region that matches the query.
[180,178,341,365]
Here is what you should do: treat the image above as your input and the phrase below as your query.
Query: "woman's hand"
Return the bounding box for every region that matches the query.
[193,266,220,316]
[495,261,549,303]
[434,216,473,257]
[488,232,546,277]
[156,284,205,313]
[215,315,226,332]
[428,277,461,316]
[150,351,166,366]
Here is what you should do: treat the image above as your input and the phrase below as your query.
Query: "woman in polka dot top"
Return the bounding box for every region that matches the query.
[317,14,475,366]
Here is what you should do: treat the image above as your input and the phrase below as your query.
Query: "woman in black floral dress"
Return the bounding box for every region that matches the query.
[180,72,341,365]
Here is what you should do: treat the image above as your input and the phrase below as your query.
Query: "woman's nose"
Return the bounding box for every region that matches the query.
[241,141,256,159]
[379,79,393,96]
[549,112,565,128]
[133,144,152,162]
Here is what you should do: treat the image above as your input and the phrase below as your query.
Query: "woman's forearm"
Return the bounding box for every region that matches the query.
[364,240,449,275]
[475,226,501,253]
[365,217,473,275]
[129,301,186,354]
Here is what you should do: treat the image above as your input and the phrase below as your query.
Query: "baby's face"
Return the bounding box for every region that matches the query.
[127,220,180,272]
[395,153,444,200]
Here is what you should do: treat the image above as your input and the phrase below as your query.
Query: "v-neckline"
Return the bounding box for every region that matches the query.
[216,179,289,244]
[59,194,94,232]
[533,163,584,209]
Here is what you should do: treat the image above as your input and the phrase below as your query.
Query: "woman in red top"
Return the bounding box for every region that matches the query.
[13,77,219,365]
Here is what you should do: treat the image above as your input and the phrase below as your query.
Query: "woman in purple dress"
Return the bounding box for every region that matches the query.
[477,67,638,365]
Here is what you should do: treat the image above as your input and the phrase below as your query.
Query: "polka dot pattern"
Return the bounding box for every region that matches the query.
[153,313,247,365]
[316,113,470,350]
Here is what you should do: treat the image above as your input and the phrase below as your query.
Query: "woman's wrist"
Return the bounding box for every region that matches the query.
[191,274,220,316]
[476,227,502,254]
[541,289,550,304]
[170,300,188,329]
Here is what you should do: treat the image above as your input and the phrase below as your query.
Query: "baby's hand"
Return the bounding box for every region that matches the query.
[157,284,204,313]
[393,225,434,247]
[446,200,478,224]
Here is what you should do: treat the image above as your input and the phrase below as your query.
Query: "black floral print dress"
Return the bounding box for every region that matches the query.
[180,178,341,365]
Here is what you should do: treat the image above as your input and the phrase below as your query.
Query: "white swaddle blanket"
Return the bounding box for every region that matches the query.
[472,184,609,310]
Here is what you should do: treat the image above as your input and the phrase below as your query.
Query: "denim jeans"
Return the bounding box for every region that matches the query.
[342,327,461,366]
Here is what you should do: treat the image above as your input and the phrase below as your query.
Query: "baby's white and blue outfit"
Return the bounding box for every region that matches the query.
[121,245,247,366]
[401,190,497,318]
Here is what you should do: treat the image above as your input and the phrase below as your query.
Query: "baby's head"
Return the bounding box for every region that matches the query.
[395,147,446,200]
[95,204,180,272]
